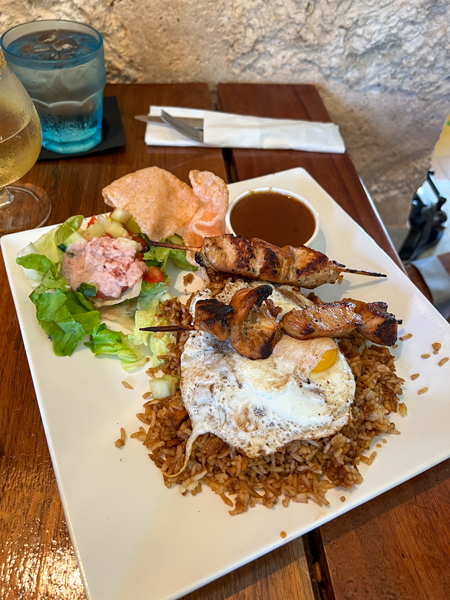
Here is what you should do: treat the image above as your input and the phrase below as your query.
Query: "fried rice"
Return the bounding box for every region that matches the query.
[132,283,405,515]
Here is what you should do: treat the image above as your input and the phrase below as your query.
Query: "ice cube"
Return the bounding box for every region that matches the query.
[40,51,58,61]
[18,43,34,57]
[38,32,57,44]
[32,43,51,54]
[53,37,79,52]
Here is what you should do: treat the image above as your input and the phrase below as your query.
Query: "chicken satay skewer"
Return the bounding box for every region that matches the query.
[142,295,400,348]
[147,235,386,288]
[142,286,280,360]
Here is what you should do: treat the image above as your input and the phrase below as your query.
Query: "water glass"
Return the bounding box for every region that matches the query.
[1,20,106,154]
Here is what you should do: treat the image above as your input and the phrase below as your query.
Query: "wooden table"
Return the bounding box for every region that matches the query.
[1,83,449,600]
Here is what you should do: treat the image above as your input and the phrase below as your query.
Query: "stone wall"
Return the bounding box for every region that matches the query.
[2,0,449,234]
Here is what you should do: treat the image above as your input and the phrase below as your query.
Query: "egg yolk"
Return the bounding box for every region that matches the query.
[311,347,338,373]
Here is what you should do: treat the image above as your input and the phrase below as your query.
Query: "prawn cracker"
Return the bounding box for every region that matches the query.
[181,170,229,247]
[102,167,199,241]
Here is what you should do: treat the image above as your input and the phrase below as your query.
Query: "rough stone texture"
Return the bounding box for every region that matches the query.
[2,0,449,231]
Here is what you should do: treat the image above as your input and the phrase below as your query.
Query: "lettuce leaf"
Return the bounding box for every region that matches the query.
[142,238,197,272]
[29,288,101,356]
[130,281,172,355]
[16,216,184,370]
[85,324,146,371]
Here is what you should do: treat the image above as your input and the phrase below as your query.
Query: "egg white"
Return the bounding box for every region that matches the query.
[180,281,355,458]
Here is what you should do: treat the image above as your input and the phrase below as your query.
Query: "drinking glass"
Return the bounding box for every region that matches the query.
[0,51,51,235]
[1,20,106,154]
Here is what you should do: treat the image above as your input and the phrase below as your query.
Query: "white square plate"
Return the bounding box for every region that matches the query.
[2,168,450,600]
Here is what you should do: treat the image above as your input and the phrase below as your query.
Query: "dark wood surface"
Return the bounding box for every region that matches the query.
[218,82,450,600]
[1,82,449,600]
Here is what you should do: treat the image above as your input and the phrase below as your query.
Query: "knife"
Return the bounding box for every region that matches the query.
[134,115,203,128]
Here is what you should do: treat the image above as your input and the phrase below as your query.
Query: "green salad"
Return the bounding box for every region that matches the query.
[16,211,196,371]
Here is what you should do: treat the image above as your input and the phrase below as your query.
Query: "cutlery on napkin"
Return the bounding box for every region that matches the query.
[143,106,345,153]
[134,115,204,128]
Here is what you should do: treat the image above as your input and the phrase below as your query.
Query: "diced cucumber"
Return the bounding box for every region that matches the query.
[84,223,106,241]
[125,217,141,234]
[97,214,112,228]
[149,375,178,399]
[111,208,132,224]
[167,233,183,245]
[77,282,97,298]
[104,220,127,238]
[63,230,84,247]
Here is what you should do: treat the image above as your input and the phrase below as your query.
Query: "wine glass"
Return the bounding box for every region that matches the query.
[0,50,51,235]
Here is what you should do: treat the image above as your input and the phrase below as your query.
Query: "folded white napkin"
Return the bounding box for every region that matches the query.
[144,106,346,153]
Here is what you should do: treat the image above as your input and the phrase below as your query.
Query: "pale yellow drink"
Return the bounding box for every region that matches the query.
[0,50,49,234]
[0,96,42,187]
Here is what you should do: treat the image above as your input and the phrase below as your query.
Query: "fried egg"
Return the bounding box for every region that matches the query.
[180,281,355,459]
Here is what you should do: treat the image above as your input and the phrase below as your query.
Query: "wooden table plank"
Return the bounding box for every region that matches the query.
[218,82,450,600]
[0,83,315,600]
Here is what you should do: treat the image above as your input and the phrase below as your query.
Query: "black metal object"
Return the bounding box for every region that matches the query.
[399,170,447,262]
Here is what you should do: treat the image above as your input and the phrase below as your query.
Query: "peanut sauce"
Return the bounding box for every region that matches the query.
[229,191,317,247]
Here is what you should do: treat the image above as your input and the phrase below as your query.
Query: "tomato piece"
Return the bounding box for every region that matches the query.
[143,266,165,283]
[129,233,147,250]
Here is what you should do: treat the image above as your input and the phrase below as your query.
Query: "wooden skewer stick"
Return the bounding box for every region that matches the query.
[336,265,387,278]
[147,239,387,279]
[140,325,194,332]
[148,240,197,252]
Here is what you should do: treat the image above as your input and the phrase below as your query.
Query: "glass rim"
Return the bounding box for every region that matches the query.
[0,19,103,66]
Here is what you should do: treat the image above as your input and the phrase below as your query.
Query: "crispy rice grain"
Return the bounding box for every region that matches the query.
[432,343,441,354]
[400,333,413,341]
[134,295,405,514]
[183,273,195,286]
[438,357,449,366]
[115,427,126,448]
[418,387,429,395]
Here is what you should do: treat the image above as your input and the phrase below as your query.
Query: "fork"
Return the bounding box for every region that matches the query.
[160,109,204,143]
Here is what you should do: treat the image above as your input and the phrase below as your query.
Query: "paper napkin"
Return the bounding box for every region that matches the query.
[144,106,346,153]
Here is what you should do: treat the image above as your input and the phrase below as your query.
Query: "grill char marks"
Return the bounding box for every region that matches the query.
[229,285,282,360]
[251,239,284,281]
[345,299,399,346]
[281,301,363,340]
[194,299,234,341]
[196,235,344,288]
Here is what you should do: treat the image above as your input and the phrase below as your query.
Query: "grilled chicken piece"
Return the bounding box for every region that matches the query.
[193,299,234,341]
[195,235,386,288]
[281,301,363,340]
[343,298,398,346]
[229,285,282,360]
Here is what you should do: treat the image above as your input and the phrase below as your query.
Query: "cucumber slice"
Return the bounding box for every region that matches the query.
[63,230,84,247]
[104,220,127,238]
[97,214,112,228]
[167,233,183,245]
[111,208,132,224]
[77,282,97,298]
[84,223,106,241]
[149,375,178,399]
[125,217,141,234]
